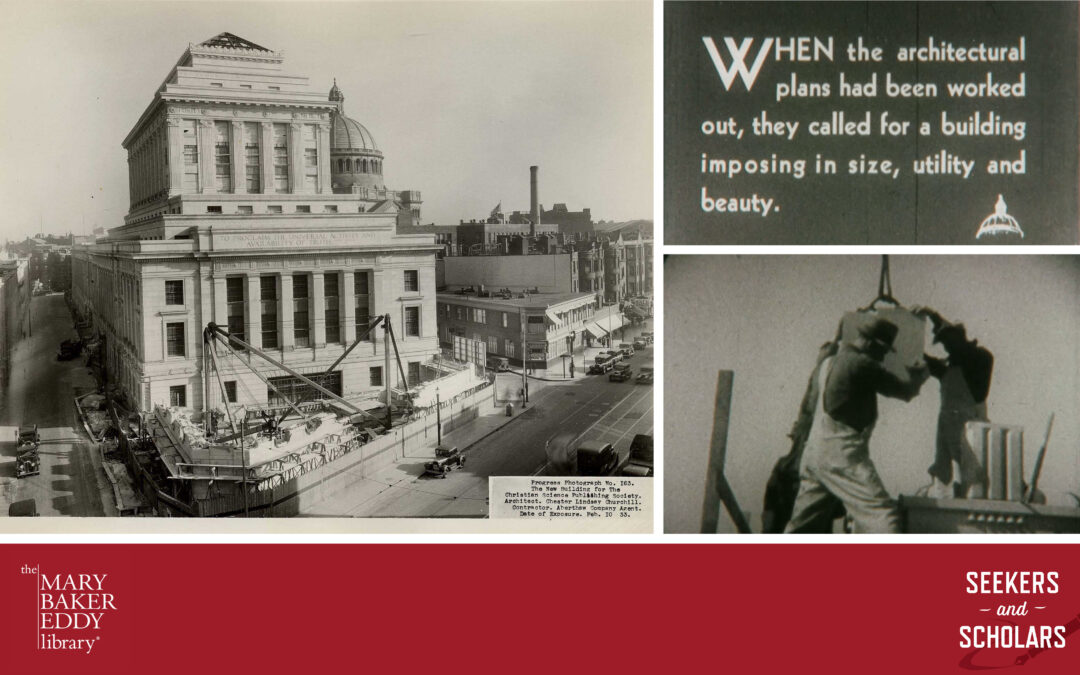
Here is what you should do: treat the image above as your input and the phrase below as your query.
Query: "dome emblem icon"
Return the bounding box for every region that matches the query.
[975,194,1024,239]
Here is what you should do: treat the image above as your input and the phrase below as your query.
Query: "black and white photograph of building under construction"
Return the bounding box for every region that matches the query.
[664,255,1080,534]
[0,1,653,524]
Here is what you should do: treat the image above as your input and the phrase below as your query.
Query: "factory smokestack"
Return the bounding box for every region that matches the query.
[529,165,540,236]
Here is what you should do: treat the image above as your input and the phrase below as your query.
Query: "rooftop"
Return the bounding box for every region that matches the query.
[437,288,593,310]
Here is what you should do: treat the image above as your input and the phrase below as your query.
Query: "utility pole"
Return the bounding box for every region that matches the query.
[519,307,527,407]
[436,389,442,445]
[384,312,392,428]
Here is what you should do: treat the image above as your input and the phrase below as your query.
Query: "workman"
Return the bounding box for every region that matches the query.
[785,315,928,534]
[914,307,994,499]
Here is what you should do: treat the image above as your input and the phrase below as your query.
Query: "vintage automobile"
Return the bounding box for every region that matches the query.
[619,435,654,477]
[589,358,616,375]
[57,339,83,361]
[8,499,38,517]
[424,445,466,478]
[609,363,634,382]
[15,424,41,478]
[636,367,654,385]
[488,356,510,372]
[633,336,648,350]
[576,441,619,477]
[618,343,635,357]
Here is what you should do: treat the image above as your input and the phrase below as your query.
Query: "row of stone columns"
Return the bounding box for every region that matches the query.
[165,116,332,196]
[212,269,375,352]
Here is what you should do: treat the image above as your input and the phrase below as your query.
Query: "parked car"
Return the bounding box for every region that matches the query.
[594,350,620,364]
[636,367,653,385]
[618,343,635,357]
[633,336,648,350]
[57,339,83,361]
[15,424,40,479]
[619,435,654,477]
[576,441,619,476]
[589,358,616,375]
[640,332,654,344]
[488,356,510,372]
[424,445,466,478]
[609,363,634,382]
[8,499,38,517]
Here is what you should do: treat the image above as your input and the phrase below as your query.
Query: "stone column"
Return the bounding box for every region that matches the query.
[288,122,303,194]
[369,269,386,333]
[317,122,331,194]
[212,276,227,325]
[231,120,244,194]
[341,270,356,343]
[260,122,274,194]
[311,271,326,348]
[166,117,183,195]
[245,274,261,349]
[198,119,216,194]
[279,272,294,351]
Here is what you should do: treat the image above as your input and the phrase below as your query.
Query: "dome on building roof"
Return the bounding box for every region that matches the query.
[331,114,380,153]
[328,81,380,154]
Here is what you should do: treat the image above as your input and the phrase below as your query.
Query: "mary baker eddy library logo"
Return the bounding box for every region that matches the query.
[21,564,118,654]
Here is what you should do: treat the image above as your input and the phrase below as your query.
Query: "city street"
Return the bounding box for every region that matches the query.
[0,293,107,517]
[301,323,654,518]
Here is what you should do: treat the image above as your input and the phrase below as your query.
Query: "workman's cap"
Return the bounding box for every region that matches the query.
[857,316,898,352]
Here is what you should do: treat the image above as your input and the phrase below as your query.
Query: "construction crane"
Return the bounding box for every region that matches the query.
[202,312,414,443]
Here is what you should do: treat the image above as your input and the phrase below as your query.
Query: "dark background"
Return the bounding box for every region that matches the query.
[665,1,1079,244]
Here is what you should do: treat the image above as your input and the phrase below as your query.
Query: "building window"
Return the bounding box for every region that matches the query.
[214,121,231,192]
[181,120,199,192]
[502,312,508,328]
[237,205,253,214]
[260,275,276,301]
[407,361,420,386]
[369,366,382,387]
[354,271,370,337]
[224,380,237,403]
[303,125,319,192]
[324,272,340,344]
[527,315,545,334]
[404,306,420,337]
[267,371,341,407]
[505,339,515,358]
[166,322,186,357]
[165,280,184,305]
[226,276,245,346]
[267,205,282,214]
[261,276,278,349]
[324,205,338,213]
[295,205,310,213]
[272,123,288,192]
[206,205,222,214]
[243,122,260,192]
[404,269,419,292]
[487,335,498,353]
[293,273,310,347]
[472,308,486,324]
[169,385,187,407]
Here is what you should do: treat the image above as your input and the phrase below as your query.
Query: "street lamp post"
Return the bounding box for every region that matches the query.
[436,388,441,445]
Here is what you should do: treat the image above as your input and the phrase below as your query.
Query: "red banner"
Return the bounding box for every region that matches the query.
[1,544,1078,673]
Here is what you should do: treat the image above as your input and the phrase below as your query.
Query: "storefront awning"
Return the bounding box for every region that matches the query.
[583,323,606,340]
[597,313,626,333]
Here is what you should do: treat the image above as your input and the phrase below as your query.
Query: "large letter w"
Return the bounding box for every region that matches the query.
[702,37,774,91]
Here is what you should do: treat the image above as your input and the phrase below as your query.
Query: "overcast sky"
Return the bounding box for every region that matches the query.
[0,0,652,239]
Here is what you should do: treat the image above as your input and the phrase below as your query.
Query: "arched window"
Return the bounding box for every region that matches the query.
[361,158,368,173]
[354,158,362,172]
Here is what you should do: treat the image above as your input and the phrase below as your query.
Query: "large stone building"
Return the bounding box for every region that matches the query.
[71,33,440,411]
